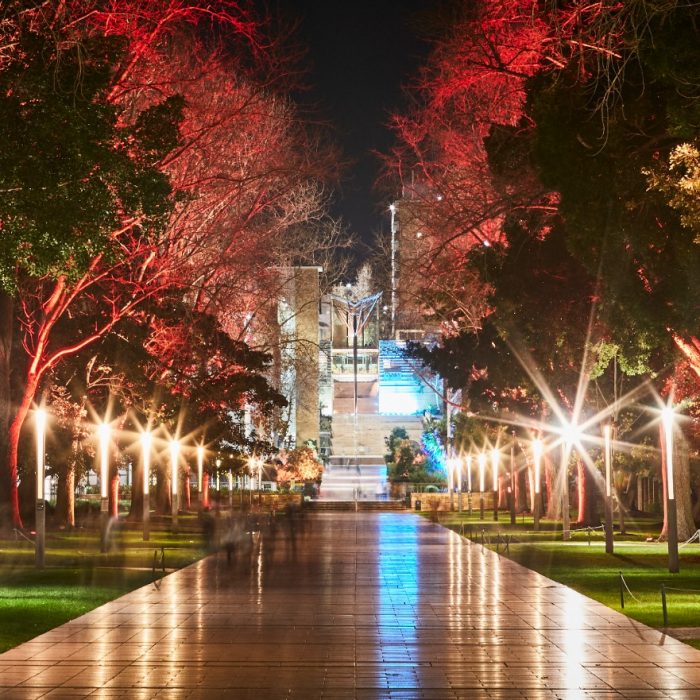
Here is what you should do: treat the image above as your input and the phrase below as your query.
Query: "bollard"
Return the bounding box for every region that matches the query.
[661,584,668,627]
[496,532,500,553]
[505,535,510,554]
[481,529,485,546]
[619,571,625,609]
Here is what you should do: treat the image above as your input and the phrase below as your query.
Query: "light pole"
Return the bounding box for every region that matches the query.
[98,422,111,553]
[257,458,263,505]
[662,406,679,573]
[228,469,233,508]
[170,440,179,529]
[456,457,463,513]
[509,435,516,525]
[465,454,473,516]
[491,448,499,521]
[478,452,486,520]
[448,457,455,511]
[603,423,614,554]
[532,438,542,532]
[35,409,47,569]
[141,431,151,542]
[196,445,204,511]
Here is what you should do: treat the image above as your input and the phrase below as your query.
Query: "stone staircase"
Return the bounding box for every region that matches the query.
[318,463,388,501]
[306,500,405,512]
[330,414,424,456]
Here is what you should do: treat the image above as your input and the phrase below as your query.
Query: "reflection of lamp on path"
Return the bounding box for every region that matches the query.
[35,409,46,568]
[662,406,679,573]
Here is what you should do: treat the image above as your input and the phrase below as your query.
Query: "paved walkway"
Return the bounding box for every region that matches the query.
[1,513,700,699]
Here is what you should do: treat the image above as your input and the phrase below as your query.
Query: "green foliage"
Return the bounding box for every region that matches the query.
[0,11,179,290]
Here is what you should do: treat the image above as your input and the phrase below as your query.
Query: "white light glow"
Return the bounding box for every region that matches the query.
[98,423,111,500]
[35,409,46,501]
[478,453,486,493]
[532,439,542,495]
[197,445,204,494]
[491,448,499,492]
[170,440,180,496]
[661,406,675,500]
[603,424,612,498]
[465,454,472,492]
[141,431,152,496]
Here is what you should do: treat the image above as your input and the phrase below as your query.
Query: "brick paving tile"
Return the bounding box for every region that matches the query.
[1,512,700,698]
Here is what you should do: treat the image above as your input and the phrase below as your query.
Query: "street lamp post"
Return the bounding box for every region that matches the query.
[448,457,454,512]
[257,458,263,505]
[466,454,473,516]
[141,432,151,542]
[228,469,233,508]
[560,442,571,541]
[35,409,46,569]
[457,458,463,513]
[478,452,486,520]
[509,436,516,525]
[170,440,179,529]
[603,423,614,554]
[532,438,542,532]
[98,422,111,553]
[662,406,679,574]
[491,448,499,521]
[196,445,204,511]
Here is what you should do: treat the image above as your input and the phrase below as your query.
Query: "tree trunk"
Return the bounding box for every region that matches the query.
[55,464,76,528]
[0,291,13,528]
[575,457,597,526]
[110,475,119,518]
[202,472,210,509]
[515,464,527,512]
[184,470,191,510]
[128,460,143,520]
[659,422,695,541]
[6,370,41,529]
[544,452,560,519]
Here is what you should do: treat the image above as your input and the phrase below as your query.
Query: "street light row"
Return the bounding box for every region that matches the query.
[33,410,266,568]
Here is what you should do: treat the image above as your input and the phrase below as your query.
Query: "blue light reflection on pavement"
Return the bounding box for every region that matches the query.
[376,513,419,685]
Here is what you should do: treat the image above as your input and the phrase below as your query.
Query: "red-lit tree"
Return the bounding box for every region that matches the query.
[0,1,333,527]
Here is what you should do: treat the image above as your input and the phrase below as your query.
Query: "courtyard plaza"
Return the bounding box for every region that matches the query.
[1,512,699,698]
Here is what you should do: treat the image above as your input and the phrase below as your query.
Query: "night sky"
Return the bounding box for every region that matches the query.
[278,0,432,245]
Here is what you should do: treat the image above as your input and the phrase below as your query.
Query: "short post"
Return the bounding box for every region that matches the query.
[661,584,668,627]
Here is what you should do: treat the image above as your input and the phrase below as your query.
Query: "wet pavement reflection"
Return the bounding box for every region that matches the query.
[1,512,700,698]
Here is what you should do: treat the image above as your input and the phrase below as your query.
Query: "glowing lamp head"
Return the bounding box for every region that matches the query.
[98,422,111,444]
[561,421,582,446]
[197,445,204,460]
[661,405,675,429]
[141,431,152,450]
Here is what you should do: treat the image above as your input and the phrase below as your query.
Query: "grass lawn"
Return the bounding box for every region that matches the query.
[0,515,208,653]
[431,509,700,643]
